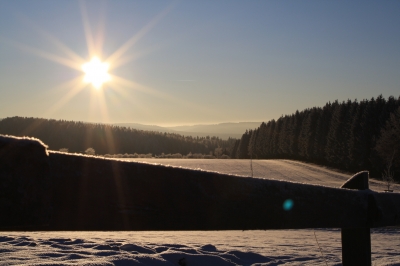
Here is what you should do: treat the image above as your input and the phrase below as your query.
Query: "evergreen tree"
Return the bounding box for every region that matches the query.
[230,139,240,159]
[236,130,252,159]
[376,107,400,169]
[254,122,267,158]
[298,108,319,160]
[239,95,400,175]
[277,115,291,156]
[288,111,303,158]
[312,102,333,163]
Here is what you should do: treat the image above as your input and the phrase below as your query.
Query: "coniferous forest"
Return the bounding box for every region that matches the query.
[1,95,399,178]
[0,117,236,157]
[231,95,400,177]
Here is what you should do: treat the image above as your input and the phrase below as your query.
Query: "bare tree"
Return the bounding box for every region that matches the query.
[382,151,395,191]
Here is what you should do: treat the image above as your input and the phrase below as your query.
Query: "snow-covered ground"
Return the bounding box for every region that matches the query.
[2,228,400,265]
[1,159,399,265]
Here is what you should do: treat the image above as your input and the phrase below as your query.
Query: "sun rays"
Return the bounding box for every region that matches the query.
[6,0,216,134]
[10,1,176,122]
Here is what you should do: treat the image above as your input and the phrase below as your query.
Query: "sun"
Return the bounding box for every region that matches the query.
[82,57,111,89]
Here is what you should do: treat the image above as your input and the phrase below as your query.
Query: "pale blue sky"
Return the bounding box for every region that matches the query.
[0,0,399,126]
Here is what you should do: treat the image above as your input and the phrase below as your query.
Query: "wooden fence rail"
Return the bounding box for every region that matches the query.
[1,135,399,265]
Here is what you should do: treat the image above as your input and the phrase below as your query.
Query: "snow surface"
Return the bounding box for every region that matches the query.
[1,159,399,265]
[120,158,400,191]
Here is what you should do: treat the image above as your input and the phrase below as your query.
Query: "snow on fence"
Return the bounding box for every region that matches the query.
[0,134,399,265]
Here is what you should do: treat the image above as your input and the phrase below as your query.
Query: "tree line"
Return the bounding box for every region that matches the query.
[0,117,236,156]
[231,95,400,177]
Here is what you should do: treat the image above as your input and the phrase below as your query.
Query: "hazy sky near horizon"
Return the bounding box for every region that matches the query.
[0,1,399,126]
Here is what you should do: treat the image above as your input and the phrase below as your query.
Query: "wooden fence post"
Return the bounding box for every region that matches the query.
[341,171,371,265]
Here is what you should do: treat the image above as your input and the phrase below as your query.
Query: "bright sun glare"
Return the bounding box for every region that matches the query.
[82,57,110,89]
[13,1,179,123]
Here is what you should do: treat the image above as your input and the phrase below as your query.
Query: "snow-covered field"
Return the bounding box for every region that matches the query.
[121,158,399,191]
[1,159,399,265]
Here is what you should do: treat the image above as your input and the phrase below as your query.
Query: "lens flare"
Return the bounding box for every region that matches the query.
[283,199,294,211]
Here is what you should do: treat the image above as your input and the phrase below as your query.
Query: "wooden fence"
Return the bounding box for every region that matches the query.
[1,135,399,265]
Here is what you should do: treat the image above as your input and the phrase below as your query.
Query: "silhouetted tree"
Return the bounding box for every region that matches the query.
[376,107,400,168]
[236,130,252,159]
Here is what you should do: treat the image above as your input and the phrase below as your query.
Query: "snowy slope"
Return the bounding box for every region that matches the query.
[121,158,399,191]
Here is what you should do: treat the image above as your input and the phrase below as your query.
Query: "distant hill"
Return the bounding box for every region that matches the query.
[113,122,262,139]
[113,123,176,133]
